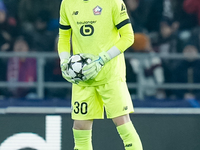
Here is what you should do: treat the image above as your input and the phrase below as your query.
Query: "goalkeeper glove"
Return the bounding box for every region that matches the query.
[82,51,111,80]
[60,59,79,84]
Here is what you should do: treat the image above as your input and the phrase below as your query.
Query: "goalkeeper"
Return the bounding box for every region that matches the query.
[58,0,143,149]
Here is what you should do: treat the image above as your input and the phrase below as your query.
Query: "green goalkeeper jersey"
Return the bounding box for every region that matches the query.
[58,0,134,86]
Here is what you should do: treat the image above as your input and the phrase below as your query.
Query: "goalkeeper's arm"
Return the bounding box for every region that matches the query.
[109,21,134,58]
[58,28,71,60]
[82,23,134,80]
[58,28,78,84]
[98,22,134,62]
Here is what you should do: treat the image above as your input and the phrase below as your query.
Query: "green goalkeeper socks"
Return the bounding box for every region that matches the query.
[73,129,93,150]
[117,121,143,150]
[73,122,142,150]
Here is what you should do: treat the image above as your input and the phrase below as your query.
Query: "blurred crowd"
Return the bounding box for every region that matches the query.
[125,0,200,101]
[0,0,200,101]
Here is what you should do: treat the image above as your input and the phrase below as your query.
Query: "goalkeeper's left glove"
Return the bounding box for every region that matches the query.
[82,51,111,80]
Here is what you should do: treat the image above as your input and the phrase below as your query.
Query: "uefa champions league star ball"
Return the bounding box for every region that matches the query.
[67,54,92,81]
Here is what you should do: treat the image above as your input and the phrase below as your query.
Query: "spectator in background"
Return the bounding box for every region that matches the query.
[124,0,146,33]
[145,0,176,32]
[128,33,165,99]
[18,0,60,37]
[0,0,7,80]
[0,0,17,98]
[153,18,180,96]
[172,43,200,100]
[146,0,197,32]
[6,36,37,98]
[18,0,61,26]
[2,0,18,18]
[18,0,60,52]
[29,10,57,52]
[154,17,179,54]
[183,0,200,27]
[174,0,198,30]
[0,0,18,52]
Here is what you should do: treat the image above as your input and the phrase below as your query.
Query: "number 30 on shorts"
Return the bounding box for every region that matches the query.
[74,101,88,114]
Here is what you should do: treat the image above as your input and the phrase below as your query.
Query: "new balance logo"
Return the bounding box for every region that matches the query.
[72,11,79,15]
[121,4,126,11]
[123,106,128,111]
[125,143,133,147]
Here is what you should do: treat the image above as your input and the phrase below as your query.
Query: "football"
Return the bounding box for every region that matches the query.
[67,54,92,81]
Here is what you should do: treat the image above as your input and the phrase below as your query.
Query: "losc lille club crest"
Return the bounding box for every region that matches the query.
[93,6,102,15]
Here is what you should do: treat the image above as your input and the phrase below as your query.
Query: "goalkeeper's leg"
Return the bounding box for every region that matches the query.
[113,114,143,150]
[73,120,93,150]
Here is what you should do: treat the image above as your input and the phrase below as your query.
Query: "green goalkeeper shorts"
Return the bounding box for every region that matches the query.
[71,80,134,120]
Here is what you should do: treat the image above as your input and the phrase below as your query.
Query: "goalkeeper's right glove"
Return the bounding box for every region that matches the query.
[82,46,122,80]
[82,51,111,80]
[60,59,78,84]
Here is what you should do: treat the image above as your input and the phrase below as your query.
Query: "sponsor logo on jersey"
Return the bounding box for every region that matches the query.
[93,6,102,15]
[72,11,79,15]
[120,3,126,16]
[121,3,126,11]
[77,20,97,25]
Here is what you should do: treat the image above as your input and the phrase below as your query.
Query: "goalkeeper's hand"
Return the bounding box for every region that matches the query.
[60,59,79,84]
[82,51,111,80]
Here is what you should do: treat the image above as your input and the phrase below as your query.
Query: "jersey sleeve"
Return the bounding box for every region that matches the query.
[115,22,134,53]
[112,0,134,52]
[59,0,70,27]
[58,0,71,56]
[112,0,130,27]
